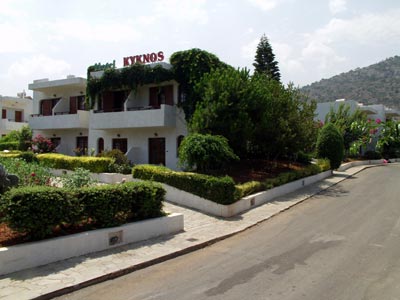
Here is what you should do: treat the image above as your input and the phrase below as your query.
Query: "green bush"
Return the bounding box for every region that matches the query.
[0,182,165,239]
[75,181,165,227]
[316,123,344,169]
[37,153,114,173]
[0,157,52,186]
[19,151,38,163]
[0,186,80,239]
[235,181,265,199]
[132,165,237,204]
[98,149,132,174]
[178,134,239,172]
[236,163,329,197]
[60,167,97,189]
[0,142,19,151]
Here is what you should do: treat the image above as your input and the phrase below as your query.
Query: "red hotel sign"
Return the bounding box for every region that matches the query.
[123,51,164,66]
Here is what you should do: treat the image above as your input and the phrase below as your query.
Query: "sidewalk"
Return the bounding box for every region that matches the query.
[0,164,381,300]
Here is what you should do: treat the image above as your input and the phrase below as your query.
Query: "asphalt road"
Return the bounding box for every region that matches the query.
[57,164,400,300]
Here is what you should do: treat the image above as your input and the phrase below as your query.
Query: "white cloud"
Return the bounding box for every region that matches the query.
[0,0,27,18]
[155,0,209,25]
[329,0,347,15]
[8,55,71,78]
[47,20,143,43]
[247,0,278,11]
[0,23,36,53]
[241,38,259,59]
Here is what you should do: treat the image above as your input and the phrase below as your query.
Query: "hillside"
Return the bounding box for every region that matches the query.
[301,56,400,109]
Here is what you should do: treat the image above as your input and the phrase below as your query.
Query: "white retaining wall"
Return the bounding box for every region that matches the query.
[337,158,400,172]
[159,170,333,218]
[0,213,183,276]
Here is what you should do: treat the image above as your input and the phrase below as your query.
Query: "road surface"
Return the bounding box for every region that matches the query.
[57,164,400,300]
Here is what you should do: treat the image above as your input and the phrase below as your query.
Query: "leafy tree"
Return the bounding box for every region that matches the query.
[0,126,32,151]
[325,103,367,156]
[376,120,400,157]
[190,68,253,157]
[178,133,239,173]
[316,123,344,169]
[170,48,230,121]
[253,34,281,82]
[190,68,316,160]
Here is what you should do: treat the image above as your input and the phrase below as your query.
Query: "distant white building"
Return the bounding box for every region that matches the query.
[0,92,33,137]
[29,63,187,170]
[315,99,400,123]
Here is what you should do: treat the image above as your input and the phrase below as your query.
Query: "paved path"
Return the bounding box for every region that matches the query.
[0,164,385,300]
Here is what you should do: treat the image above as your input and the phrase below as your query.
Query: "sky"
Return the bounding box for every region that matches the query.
[0,0,399,97]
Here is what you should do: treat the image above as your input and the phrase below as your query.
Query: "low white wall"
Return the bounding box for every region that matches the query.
[160,170,333,218]
[336,158,400,172]
[0,213,183,276]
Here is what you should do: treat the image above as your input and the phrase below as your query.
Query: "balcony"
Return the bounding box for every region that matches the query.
[0,119,28,131]
[90,104,176,129]
[29,110,89,130]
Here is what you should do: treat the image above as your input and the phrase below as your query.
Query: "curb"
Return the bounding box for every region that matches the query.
[31,164,381,300]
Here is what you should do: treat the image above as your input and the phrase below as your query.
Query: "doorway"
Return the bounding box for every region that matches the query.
[149,138,166,165]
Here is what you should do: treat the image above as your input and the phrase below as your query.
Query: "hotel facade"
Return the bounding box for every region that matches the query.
[0,93,32,137]
[28,55,187,170]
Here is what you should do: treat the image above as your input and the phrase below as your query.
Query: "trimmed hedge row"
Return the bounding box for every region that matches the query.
[132,165,237,205]
[236,159,331,199]
[37,153,114,173]
[0,181,165,239]
[0,142,19,151]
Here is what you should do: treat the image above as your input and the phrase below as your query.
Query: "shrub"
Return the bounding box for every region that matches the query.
[0,157,52,186]
[178,134,239,172]
[60,167,97,189]
[316,123,344,169]
[0,142,19,151]
[75,181,165,227]
[19,151,38,163]
[31,134,56,153]
[1,186,80,239]
[98,149,132,174]
[0,182,165,239]
[132,164,236,204]
[296,151,312,164]
[315,158,331,172]
[37,153,114,173]
[235,181,265,199]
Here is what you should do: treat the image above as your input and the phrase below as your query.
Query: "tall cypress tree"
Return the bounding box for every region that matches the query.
[253,34,281,82]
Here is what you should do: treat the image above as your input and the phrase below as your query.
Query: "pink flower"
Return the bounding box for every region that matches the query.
[376,118,382,124]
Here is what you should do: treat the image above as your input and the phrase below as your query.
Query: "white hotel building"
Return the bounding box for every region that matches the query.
[0,93,32,137]
[28,61,187,170]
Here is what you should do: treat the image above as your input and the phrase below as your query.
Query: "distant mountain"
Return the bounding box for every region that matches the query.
[301,56,400,109]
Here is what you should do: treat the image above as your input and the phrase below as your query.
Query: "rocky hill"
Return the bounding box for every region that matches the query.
[301,56,400,109]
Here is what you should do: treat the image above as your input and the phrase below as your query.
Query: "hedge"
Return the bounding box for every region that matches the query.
[132,165,237,205]
[0,142,19,151]
[0,181,165,239]
[36,153,114,173]
[235,159,331,199]
[0,186,80,239]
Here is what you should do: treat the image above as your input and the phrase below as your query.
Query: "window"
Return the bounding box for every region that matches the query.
[76,136,88,155]
[40,98,59,116]
[50,137,61,148]
[149,85,174,108]
[2,109,6,119]
[112,138,127,154]
[98,138,104,154]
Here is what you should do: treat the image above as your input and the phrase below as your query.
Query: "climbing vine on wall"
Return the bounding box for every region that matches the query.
[86,64,175,108]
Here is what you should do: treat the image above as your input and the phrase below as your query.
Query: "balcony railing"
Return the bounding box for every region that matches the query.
[90,104,176,129]
[29,110,89,130]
